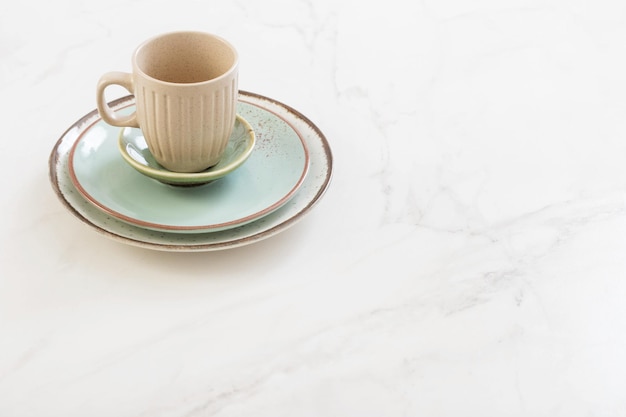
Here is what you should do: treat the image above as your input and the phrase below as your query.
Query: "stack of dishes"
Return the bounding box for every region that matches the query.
[49,91,333,251]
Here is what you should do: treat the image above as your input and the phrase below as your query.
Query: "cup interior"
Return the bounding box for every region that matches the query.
[135,32,237,84]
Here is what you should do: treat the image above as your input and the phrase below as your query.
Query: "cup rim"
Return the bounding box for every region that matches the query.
[131,30,239,86]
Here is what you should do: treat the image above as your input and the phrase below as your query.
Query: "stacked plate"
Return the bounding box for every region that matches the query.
[49,91,333,251]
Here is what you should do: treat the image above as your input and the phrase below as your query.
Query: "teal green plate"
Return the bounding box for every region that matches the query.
[68,100,310,233]
[118,114,256,186]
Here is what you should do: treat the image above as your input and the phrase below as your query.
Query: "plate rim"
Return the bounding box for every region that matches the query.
[48,90,333,251]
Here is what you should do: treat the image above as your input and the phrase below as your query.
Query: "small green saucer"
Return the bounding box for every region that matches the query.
[118,115,255,185]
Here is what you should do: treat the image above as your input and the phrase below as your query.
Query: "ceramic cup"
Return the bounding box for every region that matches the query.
[96,31,239,173]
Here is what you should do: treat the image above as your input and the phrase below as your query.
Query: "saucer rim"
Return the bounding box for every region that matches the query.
[117,114,256,184]
[48,90,333,251]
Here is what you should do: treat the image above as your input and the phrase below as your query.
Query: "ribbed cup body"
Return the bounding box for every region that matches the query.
[134,76,238,172]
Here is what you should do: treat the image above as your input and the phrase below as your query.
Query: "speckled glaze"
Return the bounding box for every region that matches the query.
[49,91,332,251]
[96,31,239,172]
[118,114,255,186]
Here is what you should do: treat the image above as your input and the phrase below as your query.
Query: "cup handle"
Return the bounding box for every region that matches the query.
[96,72,139,128]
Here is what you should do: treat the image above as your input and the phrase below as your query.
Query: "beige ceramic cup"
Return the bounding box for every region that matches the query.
[96,31,239,173]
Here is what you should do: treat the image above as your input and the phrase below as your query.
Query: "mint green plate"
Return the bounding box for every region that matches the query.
[118,114,256,186]
[50,91,332,251]
[68,100,309,233]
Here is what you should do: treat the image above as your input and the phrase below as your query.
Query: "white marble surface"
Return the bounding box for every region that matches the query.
[2,0,626,415]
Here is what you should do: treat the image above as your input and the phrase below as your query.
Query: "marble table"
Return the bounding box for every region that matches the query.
[2,0,626,415]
